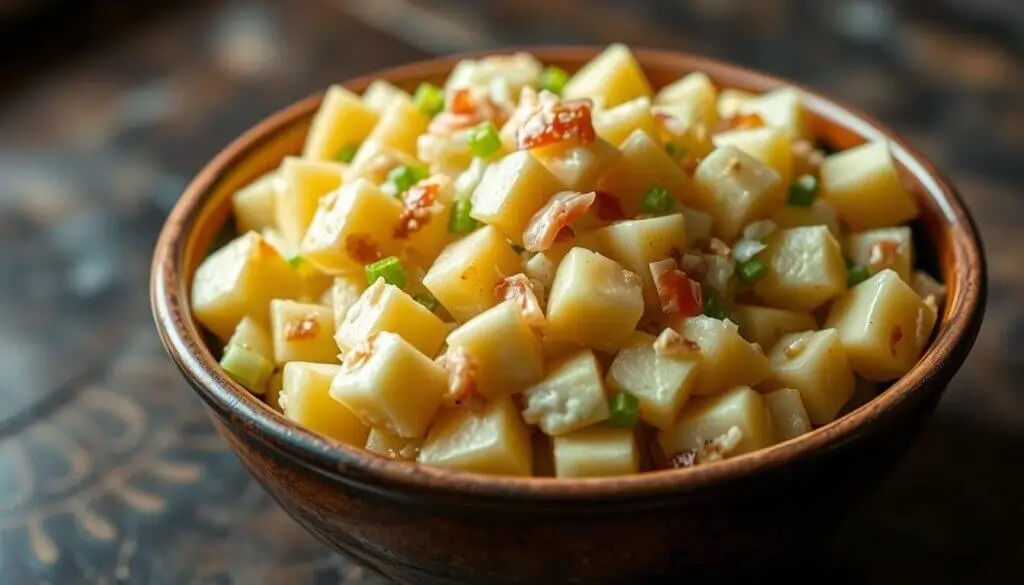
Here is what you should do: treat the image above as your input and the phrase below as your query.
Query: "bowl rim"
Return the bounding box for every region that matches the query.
[151,45,986,502]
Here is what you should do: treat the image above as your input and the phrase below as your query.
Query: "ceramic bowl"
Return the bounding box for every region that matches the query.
[151,47,986,585]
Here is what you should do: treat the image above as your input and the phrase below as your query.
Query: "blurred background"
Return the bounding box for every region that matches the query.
[0,0,1020,583]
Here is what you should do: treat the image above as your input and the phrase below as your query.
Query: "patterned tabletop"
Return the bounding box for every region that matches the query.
[0,0,1020,583]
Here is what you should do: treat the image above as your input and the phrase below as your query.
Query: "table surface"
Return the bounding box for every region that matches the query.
[0,0,1021,583]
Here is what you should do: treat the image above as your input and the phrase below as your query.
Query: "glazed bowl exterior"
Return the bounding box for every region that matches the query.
[151,47,986,585]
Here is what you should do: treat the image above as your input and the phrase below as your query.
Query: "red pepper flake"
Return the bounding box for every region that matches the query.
[517,98,596,150]
[394,180,440,239]
[593,190,626,221]
[285,314,320,341]
[345,234,381,264]
[890,325,903,357]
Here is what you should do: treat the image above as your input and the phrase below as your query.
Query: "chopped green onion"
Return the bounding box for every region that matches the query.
[665,143,687,159]
[365,256,408,288]
[539,66,570,95]
[846,257,869,287]
[220,344,272,394]
[286,255,305,270]
[449,198,478,234]
[413,82,445,116]
[467,121,502,158]
[641,186,674,215]
[387,165,429,196]
[608,392,640,428]
[335,142,360,163]
[787,174,819,207]
[702,288,734,321]
[413,292,439,312]
[735,257,767,284]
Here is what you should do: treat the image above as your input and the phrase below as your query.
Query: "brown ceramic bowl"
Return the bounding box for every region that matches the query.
[151,47,986,584]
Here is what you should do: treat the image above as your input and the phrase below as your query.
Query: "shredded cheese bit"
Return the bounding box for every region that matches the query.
[440,346,484,410]
[343,333,379,370]
[494,273,547,327]
[285,314,320,341]
[783,337,807,359]
[653,328,700,358]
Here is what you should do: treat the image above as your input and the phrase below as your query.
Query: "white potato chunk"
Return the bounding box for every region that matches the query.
[591,214,687,314]
[276,157,346,246]
[675,316,769,396]
[753,226,847,311]
[530,137,621,192]
[522,349,610,436]
[336,278,448,358]
[606,331,700,430]
[270,300,337,365]
[736,87,808,139]
[344,139,422,185]
[553,427,639,478]
[596,129,693,216]
[717,88,758,119]
[654,72,719,128]
[732,304,818,350]
[279,362,368,447]
[470,151,563,244]
[593,96,658,147]
[712,125,792,201]
[692,145,782,241]
[658,385,776,460]
[762,387,812,441]
[328,275,367,331]
[820,141,918,230]
[226,315,273,360]
[562,43,653,108]
[767,329,855,425]
[302,85,380,161]
[365,97,430,155]
[418,397,533,476]
[824,269,937,381]
[843,226,914,283]
[232,171,280,234]
[362,79,410,114]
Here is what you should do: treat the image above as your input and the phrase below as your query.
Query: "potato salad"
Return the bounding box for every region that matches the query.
[192,44,945,478]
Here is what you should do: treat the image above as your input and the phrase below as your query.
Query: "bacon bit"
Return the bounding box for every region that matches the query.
[440,347,484,410]
[890,325,903,357]
[670,449,698,469]
[394,179,442,239]
[428,88,505,135]
[716,112,765,132]
[346,234,381,263]
[653,328,700,358]
[522,190,596,252]
[868,240,901,271]
[783,337,807,359]
[679,253,708,281]
[593,190,626,221]
[450,88,476,115]
[517,98,596,150]
[651,258,703,316]
[285,314,320,341]
[494,273,546,327]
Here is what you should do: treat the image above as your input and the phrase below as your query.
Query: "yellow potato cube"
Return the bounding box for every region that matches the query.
[336,278,448,358]
[270,300,337,365]
[362,79,410,114]
[767,329,855,425]
[364,427,421,460]
[762,387,812,441]
[279,362,369,447]
[680,206,713,247]
[417,397,533,477]
[824,269,937,382]
[530,137,621,192]
[593,96,658,147]
[470,151,563,244]
[591,214,688,314]
[446,300,544,399]
[596,129,693,216]
[717,88,758,119]
[737,87,808,139]
[658,385,776,459]
[524,252,559,290]
[712,125,792,204]
[676,315,770,396]
[226,315,273,360]
[329,331,448,438]
[365,97,430,155]
[191,232,301,340]
[545,247,644,353]
[276,157,346,246]
[422,225,522,322]
[344,139,422,185]
[820,141,918,231]
[562,43,653,109]
[771,200,841,237]
[606,331,700,430]
[553,427,639,478]
[328,275,367,330]
[303,85,380,161]
[232,171,280,234]
[843,226,914,283]
[299,179,404,275]
[654,72,719,128]
[732,304,817,349]
[522,349,610,436]
[753,226,847,311]
[692,145,782,241]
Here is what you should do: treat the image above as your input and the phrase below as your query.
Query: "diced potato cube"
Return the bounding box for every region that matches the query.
[762,388,812,441]
[270,300,337,365]
[591,214,688,314]
[232,171,280,234]
[658,385,776,458]
[606,331,700,430]
[771,200,841,237]
[562,43,653,109]
[362,79,410,114]
[417,132,475,180]
[737,87,808,139]
[545,248,644,353]
[299,179,404,275]
[276,157,346,246]
[418,397,533,476]
[344,139,422,185]
[732,305,817,349]
[328,275,367,330]
[692,145,782,241]
[329,331,448,438]
[680,206,713,247]
[470,151,563,244]
[844,226,913,283]
[226,315,273,359]
[676,316,770,396]
[444,52,542,97]
[522,349,610,436]
[302,85,380,161]
[712,125,792,202]
[524,252,558,290]
[911,270,946,305]
[596,129,693,216]
[261,228,334,302]
[553,427,639,478]
[766,329,855,425]
[753,226,847,311]
[422,225,522,322]
[364,427,421,460]
[593,97,658,147]
[820,141,918,231]
[365,97,430,155]
[654,72,719,128]
[279,362,368,447]
[446,300,544,399]
[824,269,937,381]
[541,337,585,362]
[336,279,448,358]
[530,138,621,192]
[191,232,301,340]
[717,88,758,119]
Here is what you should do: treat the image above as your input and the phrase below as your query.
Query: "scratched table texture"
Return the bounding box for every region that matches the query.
[0,0,1021,583]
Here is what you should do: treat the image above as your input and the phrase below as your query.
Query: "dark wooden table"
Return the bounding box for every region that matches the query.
[0,0,1020,583]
